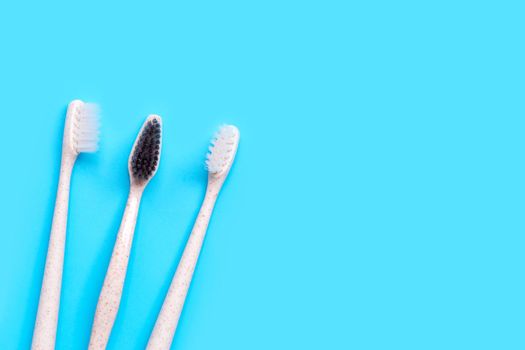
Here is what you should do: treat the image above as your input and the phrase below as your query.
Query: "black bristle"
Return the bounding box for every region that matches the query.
[131,119,161,181]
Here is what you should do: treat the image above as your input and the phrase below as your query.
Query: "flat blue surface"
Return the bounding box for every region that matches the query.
[1,0,524,349]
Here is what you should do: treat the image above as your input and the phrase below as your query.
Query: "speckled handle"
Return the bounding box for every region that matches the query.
[146,181,221,350]
[32,153,76,350]
[88,189,143,350]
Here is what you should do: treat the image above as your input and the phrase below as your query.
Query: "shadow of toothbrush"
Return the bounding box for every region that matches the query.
[141,161,208,349]
[17,106,67,349]
[75,189,129,349]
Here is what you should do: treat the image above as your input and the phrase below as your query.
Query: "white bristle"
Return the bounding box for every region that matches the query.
[72,102,100,153]
[205,125,239,174]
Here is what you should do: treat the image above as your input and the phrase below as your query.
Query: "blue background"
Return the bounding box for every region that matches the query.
[0,0,524,349]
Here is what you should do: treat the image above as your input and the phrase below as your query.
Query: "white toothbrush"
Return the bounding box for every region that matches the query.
[146,125,240,350]
[32,100,100,350]
[88,115,162,349]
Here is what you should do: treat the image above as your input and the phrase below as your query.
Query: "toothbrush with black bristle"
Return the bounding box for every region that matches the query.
[32,100,100,350]
[88,115,162,349]
[146,125,240,350]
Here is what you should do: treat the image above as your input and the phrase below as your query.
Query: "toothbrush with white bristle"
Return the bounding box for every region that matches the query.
[88,115,163,350]
[32,100,100,350]
[146,125,240,350]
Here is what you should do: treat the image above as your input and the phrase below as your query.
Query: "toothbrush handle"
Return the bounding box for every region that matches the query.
[88,191,142,350]
[32,154,75,350]
[147,185,219,350]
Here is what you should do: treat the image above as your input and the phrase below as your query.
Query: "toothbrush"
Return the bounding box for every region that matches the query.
[32,100,100,350]
[88,115,162,349]
[146,125,240,350]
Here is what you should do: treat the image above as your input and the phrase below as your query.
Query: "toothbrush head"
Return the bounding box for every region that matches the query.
[205,125,240,177]
[129,115,162,186]
[67,100,100,154]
